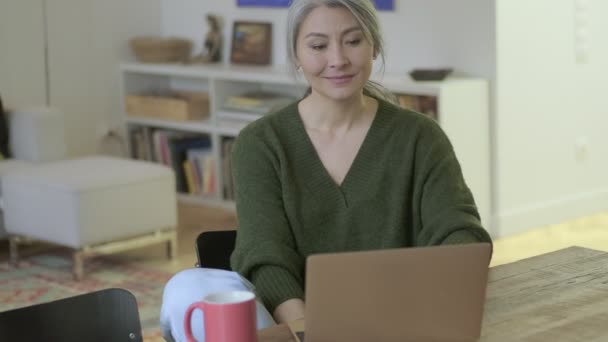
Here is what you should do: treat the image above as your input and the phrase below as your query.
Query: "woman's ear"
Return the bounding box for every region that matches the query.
[294,56,302,70]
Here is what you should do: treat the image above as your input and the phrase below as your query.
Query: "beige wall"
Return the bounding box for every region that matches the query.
[494,0,608,235]
[46,0,162,156]
[0,0,161,156]
[0,0,47,107]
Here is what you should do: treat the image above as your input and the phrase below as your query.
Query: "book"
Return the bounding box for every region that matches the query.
[397,94,419,111]
[183,160,196,194]
[187,147,214,194]
[167,136,212,193]
[223,91,295,114]
[397,94,438,120]
[202,155,216,194]
[417,95,438,120]
[130,127,153,161]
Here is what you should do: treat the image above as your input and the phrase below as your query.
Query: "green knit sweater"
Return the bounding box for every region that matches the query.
[230,99,492,313]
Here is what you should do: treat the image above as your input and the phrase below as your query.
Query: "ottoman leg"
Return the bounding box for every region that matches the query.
[8,236,19,266]
[73,250,85,281]
[167,233,178,260]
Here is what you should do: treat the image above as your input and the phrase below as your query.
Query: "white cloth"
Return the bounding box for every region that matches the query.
[160,268,275,342]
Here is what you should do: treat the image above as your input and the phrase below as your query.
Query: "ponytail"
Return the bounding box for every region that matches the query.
[362,80,398,105]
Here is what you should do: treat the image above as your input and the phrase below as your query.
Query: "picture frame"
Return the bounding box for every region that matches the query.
[374,0,395,11]
[230,21,272,65]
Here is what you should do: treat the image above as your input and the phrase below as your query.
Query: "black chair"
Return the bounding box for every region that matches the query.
[195,230,237,270]
[0,288,142,342]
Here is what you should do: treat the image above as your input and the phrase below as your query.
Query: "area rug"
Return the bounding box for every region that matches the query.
[0,251,171,341]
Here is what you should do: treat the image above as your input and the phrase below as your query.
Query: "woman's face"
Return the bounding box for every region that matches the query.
[295,6,375,102]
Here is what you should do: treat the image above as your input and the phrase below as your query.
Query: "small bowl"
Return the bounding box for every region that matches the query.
[408,68,453,81]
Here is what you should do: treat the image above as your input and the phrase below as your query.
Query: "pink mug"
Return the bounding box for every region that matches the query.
[184,290,258,342]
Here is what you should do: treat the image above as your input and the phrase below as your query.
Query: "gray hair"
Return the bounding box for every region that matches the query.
[286,0,398,104]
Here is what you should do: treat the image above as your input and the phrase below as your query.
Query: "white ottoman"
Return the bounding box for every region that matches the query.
[1,156,177,279]
[0,160,35,238]
[0,106,67,238]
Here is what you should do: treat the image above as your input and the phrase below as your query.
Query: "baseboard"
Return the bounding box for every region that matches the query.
[494,189,608,238]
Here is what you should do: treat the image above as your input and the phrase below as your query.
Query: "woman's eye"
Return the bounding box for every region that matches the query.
[346,39,361,46]
[311,44,326,51]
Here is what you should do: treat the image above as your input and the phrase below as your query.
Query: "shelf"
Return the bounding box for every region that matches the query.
[124,114,254,138]
[377,74,441,95]
[121,61,490,225]
[217,110,264,122]
[125,116,215,134]
[217,118,254,138]
[379,74,488,96]
[121,62,307,86]
[121,62,476,96]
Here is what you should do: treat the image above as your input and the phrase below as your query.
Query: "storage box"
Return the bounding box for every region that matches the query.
[126,91,210,121]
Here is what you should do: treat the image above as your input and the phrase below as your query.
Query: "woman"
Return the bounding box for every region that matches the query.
[161,0,491,340]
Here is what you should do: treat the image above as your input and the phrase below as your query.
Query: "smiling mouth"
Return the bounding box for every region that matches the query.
[326,75,354,80]
[325,74,355,85]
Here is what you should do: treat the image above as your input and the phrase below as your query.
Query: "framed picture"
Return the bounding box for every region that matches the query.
[236,0,394,11]
[373,0,394,10]
[230,21,272,65]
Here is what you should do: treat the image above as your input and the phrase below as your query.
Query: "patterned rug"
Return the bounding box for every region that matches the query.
[0,251,171,341]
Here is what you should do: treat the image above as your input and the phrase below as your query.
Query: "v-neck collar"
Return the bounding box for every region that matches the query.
[290,99,385,207]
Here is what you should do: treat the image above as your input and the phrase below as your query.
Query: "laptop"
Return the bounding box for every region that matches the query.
[292,243,492,342]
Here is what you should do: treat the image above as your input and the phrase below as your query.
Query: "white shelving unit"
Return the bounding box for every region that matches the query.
[119,62,491,226]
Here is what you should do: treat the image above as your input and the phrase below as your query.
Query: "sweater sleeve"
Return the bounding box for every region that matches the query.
[229,126,305,314]
[412,118,492,247]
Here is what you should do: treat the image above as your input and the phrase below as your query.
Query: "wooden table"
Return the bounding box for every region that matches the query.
[258,246,608,341]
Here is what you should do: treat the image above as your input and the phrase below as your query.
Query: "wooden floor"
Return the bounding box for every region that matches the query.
[125,204,608,272]
[490,210,608,266]
[5,204,607,272]
[2,204,605,342]
[119,203,238,273]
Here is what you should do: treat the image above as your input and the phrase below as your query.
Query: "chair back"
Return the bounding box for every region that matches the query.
[0,95,8,158]
[195,230,237,270]
[8,106,67,162]
[0,288,142,342]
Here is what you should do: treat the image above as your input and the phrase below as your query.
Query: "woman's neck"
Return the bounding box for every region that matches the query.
[299,92,374,134]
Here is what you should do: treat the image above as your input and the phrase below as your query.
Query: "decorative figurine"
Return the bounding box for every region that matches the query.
[192,14,223,63]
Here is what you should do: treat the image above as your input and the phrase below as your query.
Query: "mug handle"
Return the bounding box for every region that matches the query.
[184,302,206,342]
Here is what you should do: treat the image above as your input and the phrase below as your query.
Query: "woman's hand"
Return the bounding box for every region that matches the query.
[273,298,305,323]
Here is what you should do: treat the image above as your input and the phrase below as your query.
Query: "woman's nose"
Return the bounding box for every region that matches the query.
[328,46,349,68]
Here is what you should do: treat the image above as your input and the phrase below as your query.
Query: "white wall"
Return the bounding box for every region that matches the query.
[160,0,495,77]
[0,0,47,107]
[46,0,162,156]
[0,0,161,156]
[494,0,608,236]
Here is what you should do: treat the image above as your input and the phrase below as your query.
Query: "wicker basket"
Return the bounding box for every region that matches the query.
[129,37,192,63]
